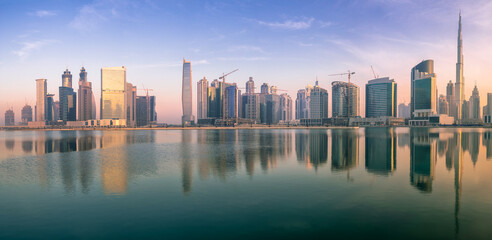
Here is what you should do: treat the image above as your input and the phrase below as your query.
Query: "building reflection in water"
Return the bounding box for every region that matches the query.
[410,128,437,192]
[181,130,193,194]
[482,131,492,160]
[101,131,129,195]
[295,130,328,170]
[331,129,359,172]
[365,128,396,176]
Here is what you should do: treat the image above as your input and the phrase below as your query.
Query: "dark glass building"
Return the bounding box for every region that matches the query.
[365,77,397,118]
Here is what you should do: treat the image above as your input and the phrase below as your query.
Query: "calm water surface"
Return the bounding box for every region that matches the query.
[1,128,492,239]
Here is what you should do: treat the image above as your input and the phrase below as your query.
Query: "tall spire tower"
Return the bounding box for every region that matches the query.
[455,11,464,121]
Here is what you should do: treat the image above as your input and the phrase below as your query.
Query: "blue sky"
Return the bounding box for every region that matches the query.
[1,0,492,124]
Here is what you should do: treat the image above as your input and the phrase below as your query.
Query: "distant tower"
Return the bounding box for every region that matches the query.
[181,59,194,125]
[246,77,255,95]
[197,77,208,119]
[21,104,33,124]
[36,78,47,122]
[447,81,455,117]
[62,68,72,88]
[4,108,15,126]
[78,67,94,121]
[59,69,76,122]
[470,84,480,119]
[455,12,465,122]
[260,83,270,94]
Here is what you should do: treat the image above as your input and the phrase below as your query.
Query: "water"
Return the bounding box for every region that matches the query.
[0,128,491,239]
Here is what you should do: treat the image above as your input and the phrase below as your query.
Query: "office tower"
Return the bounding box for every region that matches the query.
[36,78,47,122]
[447,81,455,117]
[46,94,55,122]
[78,67,94,121]
[21,105,33,124]
[365,128,396,175]
[398,103,411,118]
[309,81,329,119]
[332,81,360,117]
[4,108,14,126]
[439,95,449,115]
[197,77,208,119]
[224,83,239,119]
[261,83,270,94]
[462,100,470,119]
[469,85,480,119]
[295,86,312,119]
[53,101,59,121]
[455,13,465,122]
[410,128,436,192]
[149,96,157,123]
[126,83,136,127]
[59,68,76,122]
[208,80,223,119]
[237,89,242,118]
[136,96,149,126]
[264,93,281,124]
[62,68,72,88]
[101,66,127,120]
[280,93,292,121]
[486,93,492,117]
[411,60,436,119]
[182,59,194,125]
[246,77,255,95]
[242,94,260,122]
[365,77,397,118]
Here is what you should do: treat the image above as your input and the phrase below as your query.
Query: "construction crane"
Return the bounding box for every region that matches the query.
[371,65,379,79]
[328,70,355,84]
[218,69,239,120]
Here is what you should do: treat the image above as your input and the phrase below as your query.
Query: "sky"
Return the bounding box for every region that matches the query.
[1,0,492,124]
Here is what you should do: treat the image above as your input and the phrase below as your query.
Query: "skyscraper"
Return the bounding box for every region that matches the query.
[295,86,312,119]
[455,12,465,122]
[197,77,208,119]
[261,83,270,94]
[126,83,136,127]
[4,108,14,126]
[332,81,359,118]
[46,94,55,122]
[136,96,149,127]
[21,104,33,124]
[398,103,410,118]
[59,69,76,122]
[469,85,480,120]
[447,81,455,117]
[224,83,239,119]
[78,67,94,121]
[36,78,47,122]
[208,79,223,119]
[309,81,329,119]
[246,77,255,95]
[280,93,293,121]
[410,60,436,121]
[439,95,449,115]
[101,66,127,121]
[182,59,194,125]
[365,77,397,118]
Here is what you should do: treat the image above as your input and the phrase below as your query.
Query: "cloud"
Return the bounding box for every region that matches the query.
[12,40,57,58]
[133,59,209,69]
[318,20,333,28]
[217,57,268,61]
[70,3,107,32]
[30,10,56,17]
[257,18,315,30]
[228,45,265,53]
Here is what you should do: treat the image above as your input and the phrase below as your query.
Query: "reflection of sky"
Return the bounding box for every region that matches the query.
[2,1,492,124]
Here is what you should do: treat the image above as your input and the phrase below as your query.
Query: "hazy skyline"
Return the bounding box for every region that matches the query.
[2,0,492,124]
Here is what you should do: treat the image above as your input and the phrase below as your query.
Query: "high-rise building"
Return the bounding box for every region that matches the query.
[126,83,136,127]
[59,68,76,122]
[261,83,270,94]
[446,81,455,118]
[469,85,480,120]
[280,93,292,121]
[295,86,312,119]
[309,81,329,119]
[182,59,194,125]
[208,80,223,119]
[136,96,149,127]
[398,103,411,118]
[332,81,359,117]
[242,94,260,122]
[197,77,208,119]
[46,94,55,122]
[4,108,14,126]
[487,93,492,116]
[78,67,94,121]
[462,100,470,120]
[149,96,157,123]
[224,84,239,119]
[101,66,127,121]
[365,77,397,118]
[62,68,72,88]
[455,12,465,122]
[21,105,33,124]
[265,93,281,124]
[53,101,59,121]
[438,95,449,115]
[36,79,47,122]
[246,77,255,95]
[410,60,436,119]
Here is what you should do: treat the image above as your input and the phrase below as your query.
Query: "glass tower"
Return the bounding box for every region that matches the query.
[101,66,127,120]
[182,59,194,125]
[365,77,397,118]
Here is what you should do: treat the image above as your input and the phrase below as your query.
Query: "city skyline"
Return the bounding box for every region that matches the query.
[2,1,492,124]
